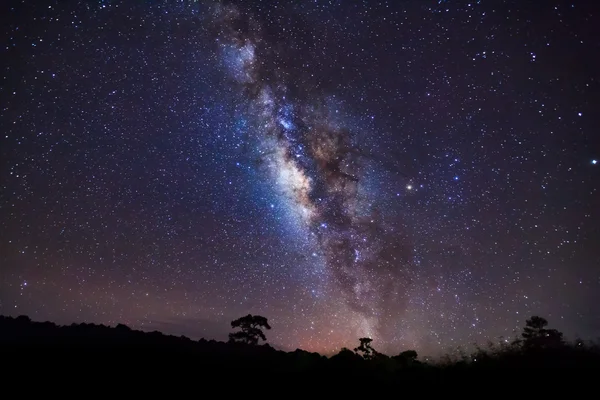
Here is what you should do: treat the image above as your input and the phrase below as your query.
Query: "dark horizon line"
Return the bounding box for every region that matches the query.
[2,313,594,360]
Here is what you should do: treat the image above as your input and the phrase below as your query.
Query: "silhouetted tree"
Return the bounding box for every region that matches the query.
[354,337,376,359]
[521,316,564,349]
[228,314,271,345]
[400,349,417,360]
[393,349,419,366]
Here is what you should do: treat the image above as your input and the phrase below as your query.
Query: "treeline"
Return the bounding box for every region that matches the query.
[1,314,599,384]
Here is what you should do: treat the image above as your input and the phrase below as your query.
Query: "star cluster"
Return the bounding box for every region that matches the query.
[1,0,599,356]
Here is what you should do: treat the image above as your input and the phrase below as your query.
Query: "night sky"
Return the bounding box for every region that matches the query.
[1,0,599,356]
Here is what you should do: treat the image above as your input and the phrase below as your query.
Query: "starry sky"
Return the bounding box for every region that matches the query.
[1,0,599,356]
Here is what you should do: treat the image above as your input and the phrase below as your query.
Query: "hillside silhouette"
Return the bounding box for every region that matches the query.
[2,314,599,386]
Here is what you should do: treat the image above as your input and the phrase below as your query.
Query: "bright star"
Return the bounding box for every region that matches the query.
[593,159,597,165]
[406,184,413,190]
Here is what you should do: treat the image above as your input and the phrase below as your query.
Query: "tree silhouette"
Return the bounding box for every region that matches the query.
[354,337,376,359]
[393,349,419,366]
[521,316,564,349]
[228,314,271,345]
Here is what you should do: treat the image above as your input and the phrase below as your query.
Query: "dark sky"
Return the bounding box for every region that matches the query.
[1,0,599,356]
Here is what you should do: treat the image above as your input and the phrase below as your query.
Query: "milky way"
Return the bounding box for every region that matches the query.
[213,2,413,340]
[1,0,599,357]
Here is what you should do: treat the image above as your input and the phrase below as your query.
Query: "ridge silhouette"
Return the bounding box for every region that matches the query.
[1,314,599,386]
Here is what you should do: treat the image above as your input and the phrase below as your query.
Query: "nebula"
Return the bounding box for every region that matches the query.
[211,1,411,341]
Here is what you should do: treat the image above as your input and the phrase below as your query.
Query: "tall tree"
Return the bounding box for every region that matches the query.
[228,314,271,345]
[354,337,376,359]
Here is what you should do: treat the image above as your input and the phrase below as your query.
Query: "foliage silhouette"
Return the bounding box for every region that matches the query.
[228,314,271,345]
[520,315,565,350]
[354,337,376,359]
[330,347,363,364]
[393,349,419,367]
[1,314,600,386]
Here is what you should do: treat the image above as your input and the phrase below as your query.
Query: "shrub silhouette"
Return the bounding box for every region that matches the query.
[393,349,419,367]
[331,347,363,364]
[520,316,564,350]
[228,314,271,345]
